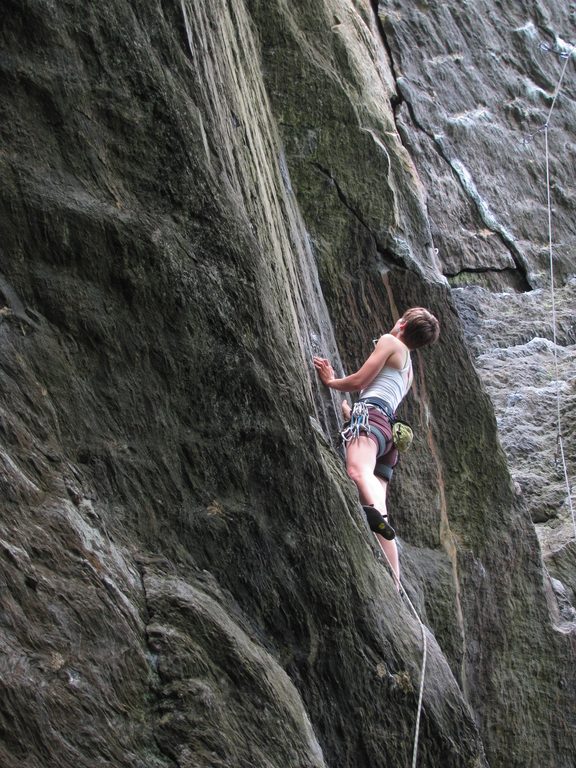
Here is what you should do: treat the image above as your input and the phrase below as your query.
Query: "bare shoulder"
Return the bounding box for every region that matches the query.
[377,334,409,369]
[376,334,404,351]
[372,334,397,358]
[375,333,398,347]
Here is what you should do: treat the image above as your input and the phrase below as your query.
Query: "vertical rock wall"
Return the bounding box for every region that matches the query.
[249,2,576,762]
[0,1,574,767]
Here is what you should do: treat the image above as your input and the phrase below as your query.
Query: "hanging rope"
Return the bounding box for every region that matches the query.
[541,43,576,540]
[400,580,428,768]
[374,40,575,768]
[378,545,428,768]
[389,40,576,768]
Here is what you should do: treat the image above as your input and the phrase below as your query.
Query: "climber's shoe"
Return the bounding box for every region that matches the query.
[363,505,396,540]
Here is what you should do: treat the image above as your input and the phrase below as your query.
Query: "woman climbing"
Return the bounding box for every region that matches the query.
[313,307,440,582]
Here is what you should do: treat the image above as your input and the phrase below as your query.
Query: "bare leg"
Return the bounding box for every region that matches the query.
[345,436,401,584]
[345,435,387,510]
[374,478,400,585]
[375,533,400,586]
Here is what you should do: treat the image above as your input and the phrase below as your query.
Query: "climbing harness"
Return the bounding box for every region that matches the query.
[340,400,372,443]
[363,397,414,452]
[342,398,415,453]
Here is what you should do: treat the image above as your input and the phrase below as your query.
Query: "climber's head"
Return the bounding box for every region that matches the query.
[393,307,440,349]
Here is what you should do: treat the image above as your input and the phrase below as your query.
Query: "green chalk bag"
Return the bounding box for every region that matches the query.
[392,420,414,453]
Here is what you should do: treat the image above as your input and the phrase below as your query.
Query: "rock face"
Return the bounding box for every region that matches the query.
[0,2,574,768]
[453,281,576,613]
[380,0,576,289]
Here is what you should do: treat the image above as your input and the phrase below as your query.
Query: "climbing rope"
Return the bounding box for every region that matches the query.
[378,545,428,768]
[400,580,427,768]
[540,42,576,540]
[389,40,576,768]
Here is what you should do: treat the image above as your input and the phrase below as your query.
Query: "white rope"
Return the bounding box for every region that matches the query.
[376,50,575,768]
[402,584,428,768]
[378,545,428,768]
[541,46,576,540]
[370,42,575,768]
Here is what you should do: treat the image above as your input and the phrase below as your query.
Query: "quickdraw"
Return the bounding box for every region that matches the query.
[340,400,371,443]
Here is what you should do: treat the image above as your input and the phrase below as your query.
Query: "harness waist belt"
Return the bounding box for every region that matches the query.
[360,396,395,421]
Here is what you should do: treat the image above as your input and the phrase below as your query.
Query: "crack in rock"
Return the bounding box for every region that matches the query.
[368,4,533,289]
[136,562,180,768]
[446,265,524,279]
[312,162,405,268]
[400,91,532,288]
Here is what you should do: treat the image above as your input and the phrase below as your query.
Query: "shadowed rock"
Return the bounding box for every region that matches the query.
[0,1,574,767]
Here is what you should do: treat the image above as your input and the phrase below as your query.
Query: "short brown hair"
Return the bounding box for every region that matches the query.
[401,307,440,349]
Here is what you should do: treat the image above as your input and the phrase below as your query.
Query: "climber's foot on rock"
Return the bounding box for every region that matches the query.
[363,505,396,540]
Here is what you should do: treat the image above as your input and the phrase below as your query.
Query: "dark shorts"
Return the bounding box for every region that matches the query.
[366,406,399,481]
[344,406,399,481]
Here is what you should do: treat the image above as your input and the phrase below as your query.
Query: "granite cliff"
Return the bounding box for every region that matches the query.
[0,1,574,767]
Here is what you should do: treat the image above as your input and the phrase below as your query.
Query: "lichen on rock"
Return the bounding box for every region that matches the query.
[0,1,574,767]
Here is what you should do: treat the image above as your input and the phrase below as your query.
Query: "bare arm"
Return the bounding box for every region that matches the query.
[313,335,397,392]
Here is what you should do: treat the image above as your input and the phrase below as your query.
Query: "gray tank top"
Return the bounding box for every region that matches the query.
[360,348,413,411]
